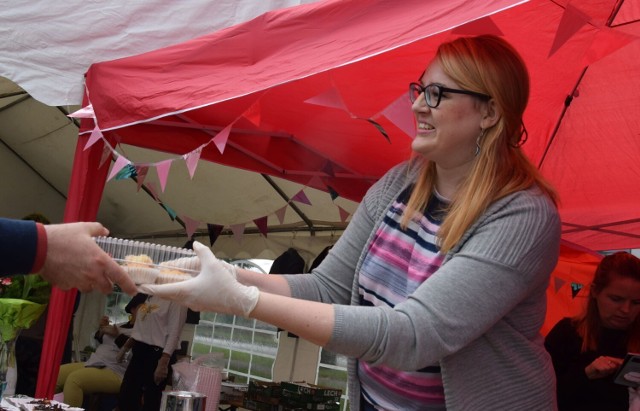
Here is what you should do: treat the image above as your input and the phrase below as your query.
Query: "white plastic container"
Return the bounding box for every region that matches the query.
[94,237,199,284]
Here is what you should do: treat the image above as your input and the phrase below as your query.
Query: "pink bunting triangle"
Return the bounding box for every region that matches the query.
[83,126,103,150]
[307,175,324,190]
[68,104,95,119]
[338,205,350,222]
[553,276,566,293]
[291,189,312,205]
[135,166,149,191]
[181,215,201,239]
[381,94,417,139]
[253,216,268,238]
[155,159,173,192]
[242,100,261,127]
[107,155,130,182]
[548,3,590,57]
[213,123,232,154]
[183,147,202,179]
[230,224,245,244]
[451,16,503,36]
[99,146,112,168]
[582,28,636,66]
[275,205,287,224]
[305,87,348,111]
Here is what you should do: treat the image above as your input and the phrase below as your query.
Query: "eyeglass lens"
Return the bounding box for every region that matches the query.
[409,83,441,108]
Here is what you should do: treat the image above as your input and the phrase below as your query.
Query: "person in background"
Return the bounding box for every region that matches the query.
[545,251,640,410]
[0,217,136,295]
[142,34,561,410]
[55,294,147,407]
[116,294,188,411]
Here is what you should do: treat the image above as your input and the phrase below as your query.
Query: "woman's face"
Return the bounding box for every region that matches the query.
[411,60,487,170]
[594,273,640,330]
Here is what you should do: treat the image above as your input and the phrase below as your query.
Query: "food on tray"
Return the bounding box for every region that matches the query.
[124,254,154,266]
[122,254,159,284]
[156,258,198,284]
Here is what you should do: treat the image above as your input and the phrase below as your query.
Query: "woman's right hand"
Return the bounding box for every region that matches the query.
[585,355,623,379]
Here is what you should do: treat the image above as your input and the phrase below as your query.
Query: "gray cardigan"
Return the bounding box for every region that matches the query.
[285,162,561,410]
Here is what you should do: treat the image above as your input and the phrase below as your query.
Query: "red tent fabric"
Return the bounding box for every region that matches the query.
[542,241,603,336]
[35,0,640,396]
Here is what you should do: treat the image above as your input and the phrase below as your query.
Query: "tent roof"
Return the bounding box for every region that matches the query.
[81,0,640,251]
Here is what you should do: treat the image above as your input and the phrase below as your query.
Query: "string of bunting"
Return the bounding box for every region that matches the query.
[69,94,361,245]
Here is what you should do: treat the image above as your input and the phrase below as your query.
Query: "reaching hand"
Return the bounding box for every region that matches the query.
[40,222,137,295]
[138,242,259,317]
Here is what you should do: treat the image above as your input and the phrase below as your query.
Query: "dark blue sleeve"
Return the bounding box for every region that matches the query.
[0,217,38,275]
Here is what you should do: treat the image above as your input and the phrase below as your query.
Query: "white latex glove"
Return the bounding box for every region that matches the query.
[138,242,258,317]
[161,254,237,279]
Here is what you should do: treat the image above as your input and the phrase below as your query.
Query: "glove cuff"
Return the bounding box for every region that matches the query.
[238,286,260,317]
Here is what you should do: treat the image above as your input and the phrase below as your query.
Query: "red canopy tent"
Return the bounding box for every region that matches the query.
[35,0,640,396]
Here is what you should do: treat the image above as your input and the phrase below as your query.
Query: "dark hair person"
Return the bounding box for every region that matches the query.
[546,251,640,411]
[143,35,561,410]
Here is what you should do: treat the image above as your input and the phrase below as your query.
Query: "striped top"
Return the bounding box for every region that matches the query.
[358,187,448,410]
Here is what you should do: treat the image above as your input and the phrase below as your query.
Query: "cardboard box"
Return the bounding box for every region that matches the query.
[247,381,282,405]
[280,382,342,403]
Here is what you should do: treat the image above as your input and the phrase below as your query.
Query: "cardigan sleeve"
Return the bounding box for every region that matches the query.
[0,217,46,275]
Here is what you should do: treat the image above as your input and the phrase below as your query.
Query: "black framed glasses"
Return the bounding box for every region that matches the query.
[409,82,490,108]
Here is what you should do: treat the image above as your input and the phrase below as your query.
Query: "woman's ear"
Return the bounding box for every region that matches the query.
[480,99,500,129]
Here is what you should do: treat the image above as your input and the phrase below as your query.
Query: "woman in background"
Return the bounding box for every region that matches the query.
[545,251,640,410]
[56,294,146,407]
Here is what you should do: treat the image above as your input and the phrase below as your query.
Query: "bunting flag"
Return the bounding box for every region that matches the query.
[304,86,349,111]
[230,224,246,244]
[380,93,416,139]
[207,224,224,246]
[99,146,112,168]
[582,28,637,66]
[84,126,104,150]
[115,164,137,180]
[253,216,268,238]
[68,104,95,119]
[213,123,232,154]
[322,161,335,177]
[548,3,590,57]
[181,215,201,239]
[338,205,350,222]
[183,147,203,179]
[135,166,149,191]
[571,282,584,299]
[451,16,503,36]
[553,276,565,293]
[107,155,131,181]
[242,99,262,126]
[307,175,325,191]
[161,203,177,221]
[275,206,287,224]
[291,189,312,205]
[155,159,173,192]
[327,185,339,201]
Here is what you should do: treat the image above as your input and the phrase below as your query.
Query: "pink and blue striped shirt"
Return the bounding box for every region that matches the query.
[358,187,448,410]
